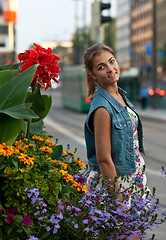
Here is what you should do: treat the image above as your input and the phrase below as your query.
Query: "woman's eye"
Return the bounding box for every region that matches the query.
[110,59,115,63]
[98,65,104,70]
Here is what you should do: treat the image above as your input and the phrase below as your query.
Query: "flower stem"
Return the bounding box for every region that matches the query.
[26,119,32,139]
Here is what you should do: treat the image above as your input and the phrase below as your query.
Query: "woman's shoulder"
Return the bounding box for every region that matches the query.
[91,90,110,109]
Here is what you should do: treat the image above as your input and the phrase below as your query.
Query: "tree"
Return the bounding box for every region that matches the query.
[159,43,166,72]
[72,27,95,65]
[103,17,115,51]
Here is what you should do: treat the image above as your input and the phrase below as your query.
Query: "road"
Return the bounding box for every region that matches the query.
[45,88,166,239]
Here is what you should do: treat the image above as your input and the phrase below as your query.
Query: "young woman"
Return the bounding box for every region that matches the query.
[83,43,150,239]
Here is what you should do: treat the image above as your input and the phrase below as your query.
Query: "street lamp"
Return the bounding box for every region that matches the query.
[152,0,157,109]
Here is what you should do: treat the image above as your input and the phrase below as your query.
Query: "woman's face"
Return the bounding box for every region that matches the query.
[90,50,120,88]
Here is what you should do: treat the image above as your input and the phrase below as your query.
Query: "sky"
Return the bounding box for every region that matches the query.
[15,0,116,54]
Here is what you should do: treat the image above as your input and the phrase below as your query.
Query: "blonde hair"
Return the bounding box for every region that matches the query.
[83,43,114,97]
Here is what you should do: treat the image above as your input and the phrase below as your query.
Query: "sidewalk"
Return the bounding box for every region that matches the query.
[135,105,166,122]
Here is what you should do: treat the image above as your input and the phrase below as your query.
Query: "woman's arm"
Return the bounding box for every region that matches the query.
[93,107,120,192]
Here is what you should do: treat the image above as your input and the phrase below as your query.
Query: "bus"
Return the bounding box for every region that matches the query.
[61,66,141,112]
[61,65,91,112]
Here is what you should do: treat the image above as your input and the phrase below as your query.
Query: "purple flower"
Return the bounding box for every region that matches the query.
[4,208,17,224]
[57,212,63,220]
[46,226,51,232]
[53,224,60,234]
[27,236,38,240]
[82,219,88,224]
[23,216,32,226]
[34,211,40,216]
[42,208,47,214]
[71,221,78,228]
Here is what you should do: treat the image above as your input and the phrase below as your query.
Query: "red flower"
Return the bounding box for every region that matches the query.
[18,43,61,91]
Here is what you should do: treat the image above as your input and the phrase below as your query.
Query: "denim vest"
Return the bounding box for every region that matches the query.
[84,84,144,175]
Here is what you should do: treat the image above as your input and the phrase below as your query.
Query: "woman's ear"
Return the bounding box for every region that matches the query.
[89,72,96,80]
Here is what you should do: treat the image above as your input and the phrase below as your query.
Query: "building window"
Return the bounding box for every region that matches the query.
[0,25,8,34]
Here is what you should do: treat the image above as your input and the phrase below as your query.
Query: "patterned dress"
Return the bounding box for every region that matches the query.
[86,107,150,204]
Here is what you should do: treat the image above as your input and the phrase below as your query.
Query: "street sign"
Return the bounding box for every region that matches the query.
[2,0,17,22]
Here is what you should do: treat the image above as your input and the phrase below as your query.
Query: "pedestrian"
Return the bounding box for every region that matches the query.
[139,87,149,109]
[83,43,150,239]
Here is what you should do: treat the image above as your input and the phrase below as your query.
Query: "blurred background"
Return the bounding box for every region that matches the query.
[0,0,166,109]
[0,1,166,238]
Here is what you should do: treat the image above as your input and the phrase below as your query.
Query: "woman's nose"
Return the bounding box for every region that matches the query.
[107,64,113,72]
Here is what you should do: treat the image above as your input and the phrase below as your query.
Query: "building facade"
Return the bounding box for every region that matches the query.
[0,1,15,64]
[130,0,153,74]
[116,0,131,70]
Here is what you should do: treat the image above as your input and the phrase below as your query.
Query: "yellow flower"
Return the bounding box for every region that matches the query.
[72,181,82,191]
[63,150,67,155]
[49,159,58,163]
[40,146,53,154]
[32,135,44,141]
[75,159,85,168]
[72,181,88,194]
[17,153,35,165]
[63,174,73,182]
[68,151,75,156]
[81,185,89,194]
[13,148,20,155]
[61,163,68,170]
[48,134,54,138]
[14,141,28,152]
[0,143,14,156]
[59,169,67,175]
[29,144,35,148]
[45,139,55,146]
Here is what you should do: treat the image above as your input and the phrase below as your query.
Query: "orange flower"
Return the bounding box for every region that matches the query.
[75,159,85,168]
[17,153,35,165]
[32,135,44,142]
[61,163,68,170]
[0,143,14,156]
[49,159,58,163]
[14,141,28,152]
[72,181,88,194]
[13,148,20,155]
[29,144,35,148]
[72,181,82,191]
[81,185,89,194]
[48,134,54,138]
[68,151,75,156]
[59,169,67,175]
[40,146,53,154]
[63,174,73,182]
[45,139,55,146]
[63,150,67,155]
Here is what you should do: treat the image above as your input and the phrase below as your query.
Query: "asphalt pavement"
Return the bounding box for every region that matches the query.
[135,105,166,123]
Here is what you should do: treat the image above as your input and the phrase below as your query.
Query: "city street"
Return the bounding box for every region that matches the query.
[45,88,166,239]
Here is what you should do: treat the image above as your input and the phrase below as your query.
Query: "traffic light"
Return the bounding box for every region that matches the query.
[100,2,111,24]
[91,0,111,41]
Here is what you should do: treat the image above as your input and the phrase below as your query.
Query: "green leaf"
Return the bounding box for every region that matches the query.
[40,232,50,239]
[0,114,22,144]
[11,159,18,168]
[25,90,45,121]
[0,104,39,119]
[0,64,38,109]
[0,164,6,170]
[41,94,52,119]
[49,145,63,160]
[29,119,44,135]
[0,70,18,88]
[0,63,19,71]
